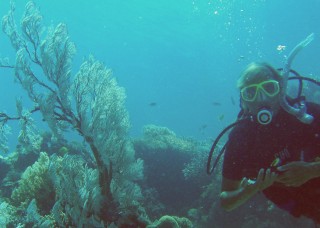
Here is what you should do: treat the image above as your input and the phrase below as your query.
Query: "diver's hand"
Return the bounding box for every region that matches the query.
[241,168,277,192]
[220,169,277,211]
[253,168,278,191]
[276,161,318,187]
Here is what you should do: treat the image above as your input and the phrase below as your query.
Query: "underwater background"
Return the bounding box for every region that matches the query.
[0,0,320,227]
[0,0,319,143]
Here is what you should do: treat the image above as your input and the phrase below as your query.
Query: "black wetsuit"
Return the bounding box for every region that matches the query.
[222,103,320,222]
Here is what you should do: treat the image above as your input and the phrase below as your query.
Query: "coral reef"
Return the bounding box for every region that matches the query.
[147,215,193,228]
[48,154,104,227]
[11,152,54,214]
[0,202,17,226]
[0,1,144,226]
[134,124,211,214]
[136,125,196,153]
[0,1,317,228]
[0,155,11,182]
[0,125,11,153]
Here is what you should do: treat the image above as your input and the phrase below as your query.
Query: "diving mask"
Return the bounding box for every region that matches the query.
[241,80,280,102]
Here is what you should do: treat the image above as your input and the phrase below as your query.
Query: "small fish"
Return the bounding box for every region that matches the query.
[149,102,157,107]
[199,124,207,130]
[212,102,221,106]
[218,114,224,121]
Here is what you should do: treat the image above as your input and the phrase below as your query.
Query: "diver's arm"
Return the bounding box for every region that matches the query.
[277,161,320,186]
[220,168,277,211]
[220,177,258,211]
[308,161,320,178]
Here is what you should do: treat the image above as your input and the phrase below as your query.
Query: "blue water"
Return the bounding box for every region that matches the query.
[1,0,320,149]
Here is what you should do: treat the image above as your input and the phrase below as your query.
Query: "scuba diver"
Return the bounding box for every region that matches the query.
[207,34,320,224]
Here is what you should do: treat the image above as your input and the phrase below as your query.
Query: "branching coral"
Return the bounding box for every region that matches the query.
[11,152,53,210]
[1,1,143,225]
[0,201,17,226]
[17,107,43,154]
[49,154,104,227]
[0,124,11,153]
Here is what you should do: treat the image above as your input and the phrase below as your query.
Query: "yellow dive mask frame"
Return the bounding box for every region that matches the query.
[240,80,280,102]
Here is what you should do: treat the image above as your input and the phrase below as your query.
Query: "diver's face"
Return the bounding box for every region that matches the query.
[241,77,281,116]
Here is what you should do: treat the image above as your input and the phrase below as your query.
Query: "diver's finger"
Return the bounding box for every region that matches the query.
[256,168,265,184]
[240,177,248,187]
[264,168,271,181]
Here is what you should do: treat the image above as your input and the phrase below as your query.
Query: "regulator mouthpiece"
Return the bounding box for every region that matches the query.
[257,108,273,125]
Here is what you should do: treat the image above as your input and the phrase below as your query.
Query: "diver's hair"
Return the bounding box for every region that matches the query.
[237,62,282,89]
